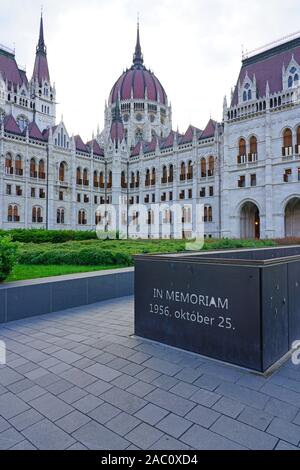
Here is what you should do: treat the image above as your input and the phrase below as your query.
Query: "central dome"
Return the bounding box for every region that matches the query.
[109,23,168,106]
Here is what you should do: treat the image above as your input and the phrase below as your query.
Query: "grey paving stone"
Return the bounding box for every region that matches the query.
[125,422,163,449]
[0,428,24,450]
[0,368,23,386]
[73,395,103,413]
[17,384,47,403]
[59,367,97,388]
[73,421,129,450]
[107,358,132,371]
[135,404,169,425]
[7,378,35,394]
[142,358,182,377]
[106,411,141,436]
[267,418,300,446]
[126,381,156,398]
[190,389,221,407]
[181,424,246,450]
[136,368,162,383]
[211,416,278,450]
[34,372,61,388]
[156,413,192,438]
[261,383,300,408]
[111,374,138,390]
[0,416,10,433]
[25,368,49,380]
[150,435,191,450]
[45,379,74,395]
[85,363,122,382]
[194,374,222,391]
[185,405,220,428]
[236,374,269,391]
[58,386,88,405]
[152,375,179,391]
[175,368,203,384]
[22,419,76,450]
[101,387,147,414]
[9,408,44,431]
[122,363,145,377]
[52,349,83,365]
[265,398,299,422]
[88,403,121,424]
[10,440,37,450]
[213,397,245,418]
[170,382,199,399]
[198,363,243,383]
[275,440,300,451]
[146,389,195,417]
[128,352,151,364]
[56,410,91,434]
[85,380,113,397]
[0,392,30,419]
[216,381,269,410]
[238,407,273,431]
[30,393,73,421]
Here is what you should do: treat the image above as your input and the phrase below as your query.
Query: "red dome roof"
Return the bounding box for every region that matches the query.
[109,67,168,105]
[109,23,168,106]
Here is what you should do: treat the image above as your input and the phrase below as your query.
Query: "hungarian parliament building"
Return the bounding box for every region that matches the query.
[1,15,300,239]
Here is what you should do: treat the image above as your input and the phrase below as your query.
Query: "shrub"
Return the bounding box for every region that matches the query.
[0,229,97,244]
[0,236,19,282]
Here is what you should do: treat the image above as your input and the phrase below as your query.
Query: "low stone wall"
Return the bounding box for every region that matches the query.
[0,268,134,324]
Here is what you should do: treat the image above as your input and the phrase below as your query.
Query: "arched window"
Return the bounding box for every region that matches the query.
[57,208,65,224]
[7,205,13,222]
[32,207,42,223]
[151,168,156,185]
[248,90,252,101]
[16,115,27,132]
[208,206,213,222]
[145,169,150,186]
[169,164,174,183]
[13,205,19,222]
[15,155,23,176]
[188,161,193,180]
[296,126,300,154]
[180,162,186,181]
[83,169,89,186]
[208,157,215,177]
[201,158,207,178]
[93,170,99,188]
[136,171,140,187]
[162,166,167,183]
[99,172,104,188]
[295,74,299,86]
[32,207,37,223]
[238,138,246,164]
[108,171,113,189]
[243,91,247,102]
[249,136,258,162]
[121,171,126,189]
[78,210,86,225]
[288,76,294,88]
[135,128,143,142]
[76,167,82,185]
[95,211,101,225]
[59,162,66,182]
[38,160,45,179]
[283,129,293,157]
[5,153,13,175]
[30,158,37,178]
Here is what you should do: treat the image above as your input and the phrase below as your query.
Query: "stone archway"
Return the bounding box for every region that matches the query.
[285,198,300,237]
[240,202,260,239]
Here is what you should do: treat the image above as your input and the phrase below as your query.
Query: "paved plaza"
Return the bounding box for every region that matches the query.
[0,296,300,450]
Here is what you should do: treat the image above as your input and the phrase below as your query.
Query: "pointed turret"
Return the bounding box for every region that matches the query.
[133,20,144,68]
[32,14,50,85]
[110,98,125,148]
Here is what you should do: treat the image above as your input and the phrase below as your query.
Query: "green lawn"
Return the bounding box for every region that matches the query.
[6,264,124,282]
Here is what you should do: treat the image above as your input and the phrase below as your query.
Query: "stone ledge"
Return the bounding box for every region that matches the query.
[0,268,134,324]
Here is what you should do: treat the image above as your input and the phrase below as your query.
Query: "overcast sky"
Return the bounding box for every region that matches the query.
[1,0,300,140]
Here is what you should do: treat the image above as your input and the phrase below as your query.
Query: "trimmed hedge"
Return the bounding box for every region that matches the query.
[0,229,97,244]
[0,236,19,282]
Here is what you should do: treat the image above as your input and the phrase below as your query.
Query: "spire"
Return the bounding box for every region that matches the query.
[113,96,122,123]
[32,13,50,85]
[133,18,144,68]
[110,97,124,148]
[37,12,46,55]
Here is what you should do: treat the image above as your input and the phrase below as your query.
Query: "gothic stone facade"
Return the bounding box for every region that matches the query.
[1,17,300,239]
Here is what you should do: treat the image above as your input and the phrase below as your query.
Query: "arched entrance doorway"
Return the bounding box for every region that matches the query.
[285,198,300,237]
[240,202,260,239]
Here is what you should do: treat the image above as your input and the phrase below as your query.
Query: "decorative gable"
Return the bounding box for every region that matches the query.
[238,72,257,104]
[283,55,300,90]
